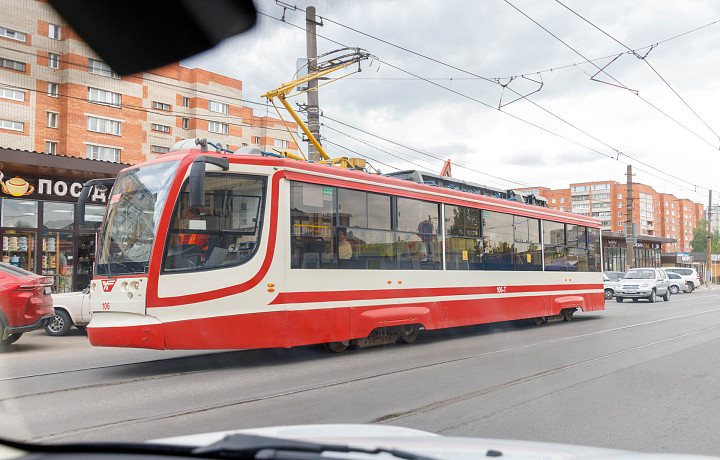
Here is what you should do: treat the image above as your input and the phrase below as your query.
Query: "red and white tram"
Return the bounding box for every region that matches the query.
[84,145,604,351]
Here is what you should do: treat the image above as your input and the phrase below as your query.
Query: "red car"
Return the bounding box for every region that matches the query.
[0,263,54,346]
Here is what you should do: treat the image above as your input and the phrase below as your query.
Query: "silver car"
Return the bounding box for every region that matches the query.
[667,272,690,294]
[664,267,701,292]
[615,267,671,303]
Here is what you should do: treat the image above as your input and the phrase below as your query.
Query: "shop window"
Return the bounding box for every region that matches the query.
[76,234,96,289]
[2,230,36,272]
[2,199,38,228]
[42,231,73,292]
[43,202,74,229]
[80,205,105,230]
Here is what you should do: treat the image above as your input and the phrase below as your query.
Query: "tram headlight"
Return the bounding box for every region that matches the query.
[130,281,141,291]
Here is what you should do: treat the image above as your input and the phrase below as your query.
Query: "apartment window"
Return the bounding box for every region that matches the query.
[87,116,121,135]
[618,194,623,199]
[152,101,171,111]
[45,141,57,154]
[618,211,623,217]
[182,118,189,129]
[0,27,26,42]
[0,119,23,131]
[0,57,26,72]
[48,53,59,69]
[209,100,228,114]
[0,87,24,101]
[151,123,171,133]
[560,198,564,203]
[274,138,289,149]
[208,121,228,134]
[88,59,119,78]
[47,82,58,97]
[86,144,120,162]
[182,97,190,107]
[253,136,261,144]
[151,145,169,153]
[48,24,61,40]
[47,112,58,128]
[551,198,556,204]
[88,87,121,106]
[618,202,622,208]
[591,183,610,190]
[571,185,589,192]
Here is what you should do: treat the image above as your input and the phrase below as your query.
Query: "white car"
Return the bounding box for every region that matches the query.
[45,288,91,336]
[614,267,671,303]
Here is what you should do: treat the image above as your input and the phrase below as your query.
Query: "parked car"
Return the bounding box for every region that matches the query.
[614,267,671,303]
[667,272,690,294]
[603,273,617,300]
[0,262,54,346]
[664,267,701,292]
[46,287,91,336]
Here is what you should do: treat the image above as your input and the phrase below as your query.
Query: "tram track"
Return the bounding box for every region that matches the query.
[6,293,720,387]
[23,301,720,442]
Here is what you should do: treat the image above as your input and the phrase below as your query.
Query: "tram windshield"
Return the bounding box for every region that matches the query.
[95,161,181,277]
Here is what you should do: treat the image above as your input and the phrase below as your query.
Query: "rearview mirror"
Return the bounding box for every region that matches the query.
[48,0,257,76]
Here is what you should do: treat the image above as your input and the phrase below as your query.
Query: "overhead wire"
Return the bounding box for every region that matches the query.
[502,0,719,152]
[553,0,720,143]
[261,6,718,198]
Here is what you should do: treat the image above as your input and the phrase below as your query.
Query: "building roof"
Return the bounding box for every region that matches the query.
[0,148,128,180]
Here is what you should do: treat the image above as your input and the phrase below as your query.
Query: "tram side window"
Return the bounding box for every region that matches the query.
[291,182,335,269]
[445,205,482,270]
[395,197,441,270]
[587,227,601,271]
[483,211,514,271]
[337,189,393,269]
[163,174,266,272]
[544,221,572,271]
[514,216,542,271]
[542,222,599,272]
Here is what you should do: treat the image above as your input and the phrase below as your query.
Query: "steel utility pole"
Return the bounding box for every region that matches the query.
[707,191,713,287]
[626,165,635,269]
[306,6,322,162]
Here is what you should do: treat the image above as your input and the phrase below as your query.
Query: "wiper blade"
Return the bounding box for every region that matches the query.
[193,433,437,460]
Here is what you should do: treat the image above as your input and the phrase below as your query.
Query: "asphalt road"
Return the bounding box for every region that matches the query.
[2,289,720,456]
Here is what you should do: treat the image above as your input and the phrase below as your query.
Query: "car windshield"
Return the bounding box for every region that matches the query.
[3,1,720,459]
[623,270,655,279]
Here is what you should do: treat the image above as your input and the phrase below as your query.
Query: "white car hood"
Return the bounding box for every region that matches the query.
[152,424,715,459]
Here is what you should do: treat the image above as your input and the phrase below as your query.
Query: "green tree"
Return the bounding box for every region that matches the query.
[690,219,720,253]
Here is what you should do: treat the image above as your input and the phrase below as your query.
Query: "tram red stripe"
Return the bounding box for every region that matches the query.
[269,283,603,305]
[89,291,604,350]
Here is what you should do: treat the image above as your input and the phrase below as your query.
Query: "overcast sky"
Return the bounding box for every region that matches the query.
[186,0,720,205]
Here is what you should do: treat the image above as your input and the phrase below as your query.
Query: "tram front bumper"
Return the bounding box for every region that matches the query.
[87,312,165,349]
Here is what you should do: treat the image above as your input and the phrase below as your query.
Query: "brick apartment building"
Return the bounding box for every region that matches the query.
[0,0,299,163]
[0,0,301,292]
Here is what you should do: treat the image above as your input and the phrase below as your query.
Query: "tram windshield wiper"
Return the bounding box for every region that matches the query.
[192,433,438,460]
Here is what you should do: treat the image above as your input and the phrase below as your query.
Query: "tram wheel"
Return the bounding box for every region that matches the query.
[563,310,574,321]
[532,317,545,326]
[398,325,420,343]
[324,341,349,353]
